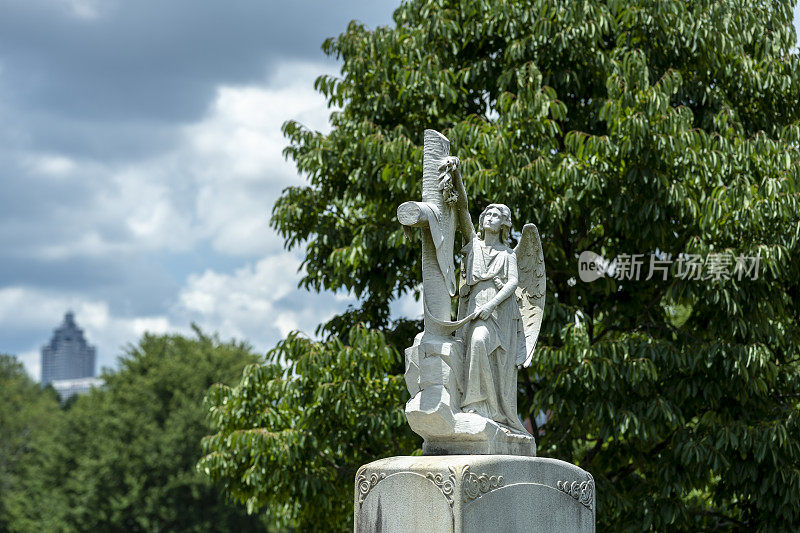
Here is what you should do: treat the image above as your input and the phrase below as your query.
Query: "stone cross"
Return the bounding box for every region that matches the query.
[397,129,458,339]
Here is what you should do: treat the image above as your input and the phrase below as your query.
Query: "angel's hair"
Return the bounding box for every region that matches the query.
[478,203,512,244]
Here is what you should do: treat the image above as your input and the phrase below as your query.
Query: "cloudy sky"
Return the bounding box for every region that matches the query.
[0,0,406,380]
[2,2,799,381]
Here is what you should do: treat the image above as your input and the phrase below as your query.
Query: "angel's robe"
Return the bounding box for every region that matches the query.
[457,237,527,432]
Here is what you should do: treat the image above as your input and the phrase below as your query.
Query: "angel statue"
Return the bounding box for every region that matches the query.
[440,155,546,434]
[398,129,545,455]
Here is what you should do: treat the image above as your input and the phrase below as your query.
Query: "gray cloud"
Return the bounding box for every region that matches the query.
[0,0,396,123]
[0,1,397,371]
[0,252,179,311]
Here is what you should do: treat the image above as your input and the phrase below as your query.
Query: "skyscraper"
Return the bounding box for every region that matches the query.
[41,311,101,400]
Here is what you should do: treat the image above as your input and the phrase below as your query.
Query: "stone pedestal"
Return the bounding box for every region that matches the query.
[354,455,595,533]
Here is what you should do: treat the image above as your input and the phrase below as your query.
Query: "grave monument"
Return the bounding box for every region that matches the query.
[353,130,595,532]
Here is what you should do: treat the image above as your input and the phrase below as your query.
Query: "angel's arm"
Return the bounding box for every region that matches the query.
[443,158,475,242]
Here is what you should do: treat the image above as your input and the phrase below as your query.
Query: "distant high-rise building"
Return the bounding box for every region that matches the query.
[41,311,102,401]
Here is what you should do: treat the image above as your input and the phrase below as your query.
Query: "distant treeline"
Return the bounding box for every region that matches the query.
[0,331,272,533]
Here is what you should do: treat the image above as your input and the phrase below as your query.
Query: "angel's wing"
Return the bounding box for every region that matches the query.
[514,223,546,368]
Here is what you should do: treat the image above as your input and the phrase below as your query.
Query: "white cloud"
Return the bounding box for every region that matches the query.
[0,286,99,329]
[176,253,354,348]
[55,0,106,20]
[108,165,198,251]
[390,287,423,321]
[19,154,200,260]
[184,61,334,256]
[795,4,800,50]
[16,348,42,384]
[25,153,77,176]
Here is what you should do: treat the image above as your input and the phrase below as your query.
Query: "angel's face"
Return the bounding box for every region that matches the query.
[482,207,503,234]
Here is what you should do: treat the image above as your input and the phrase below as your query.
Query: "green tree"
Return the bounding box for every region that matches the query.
[203,0,800,530]
[7,331,268,533]
[0,355,60,532]
[199,328,414,530]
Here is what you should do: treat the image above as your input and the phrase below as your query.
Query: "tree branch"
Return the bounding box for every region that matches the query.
[580,438,604,470]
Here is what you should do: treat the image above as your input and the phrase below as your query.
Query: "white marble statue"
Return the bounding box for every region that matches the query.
[398,130,545,456]
[353,130,596,533]
[448,156,545,433]
[357,132,595,532]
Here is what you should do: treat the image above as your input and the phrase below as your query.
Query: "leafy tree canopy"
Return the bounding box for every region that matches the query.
[199,328,414,529]
[6,332,269,533]
[204,0,800,530]
[0,355,60,533]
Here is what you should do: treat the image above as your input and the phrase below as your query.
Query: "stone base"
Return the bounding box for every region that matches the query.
[422,412,536,456]
[404,336,537,457]
[354,455,595,533]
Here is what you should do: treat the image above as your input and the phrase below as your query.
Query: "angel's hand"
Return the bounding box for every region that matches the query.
[477,303,495,320]
[438,156,460,175]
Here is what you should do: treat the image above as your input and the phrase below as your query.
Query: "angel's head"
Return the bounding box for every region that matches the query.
[478,203,512,244]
